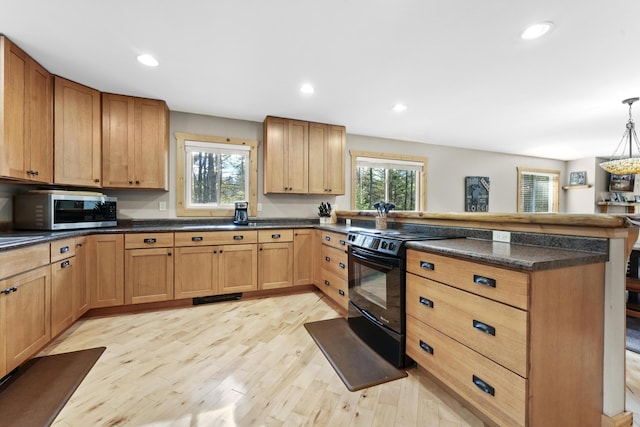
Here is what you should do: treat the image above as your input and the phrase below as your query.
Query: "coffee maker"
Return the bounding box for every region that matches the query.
[233,201,249,225]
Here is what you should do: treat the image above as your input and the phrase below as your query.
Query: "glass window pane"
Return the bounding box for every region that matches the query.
[219,153,247,204]
[190,151,219,205]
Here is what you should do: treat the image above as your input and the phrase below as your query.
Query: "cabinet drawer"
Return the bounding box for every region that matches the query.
[320,231,347,251]
[0,244,50,280]
[258,229,293,243]
[175,230,257,246]
[407,273,528,377]
[406,250,529,310]
[50,238,76,262]
[321,245,348,279]
[319,267,348,311]
[125,233,174,249]
[406,316,526,427]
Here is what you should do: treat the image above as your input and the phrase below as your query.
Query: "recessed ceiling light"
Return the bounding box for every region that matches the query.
[392,103,407,112]
[300,84,315,94]
[521,22,553,40]
[137,54,159,67]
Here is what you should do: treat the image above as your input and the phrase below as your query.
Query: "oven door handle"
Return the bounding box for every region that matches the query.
[350,251,396,272]
[351,248,401,270]
[360,307,385,328]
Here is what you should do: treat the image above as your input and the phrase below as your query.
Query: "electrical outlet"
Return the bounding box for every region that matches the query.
[346,219,352,226]
[159,201,167,211]
[493,230,510,243]
[257,203,263,212]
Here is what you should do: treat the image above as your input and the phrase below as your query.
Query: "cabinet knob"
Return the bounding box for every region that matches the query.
[135,180,140,184]
[94,178,100,183]
[129,180,133,184]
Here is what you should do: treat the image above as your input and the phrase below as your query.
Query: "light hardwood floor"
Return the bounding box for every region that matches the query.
[627,349,640,426]
[43,291,487,427]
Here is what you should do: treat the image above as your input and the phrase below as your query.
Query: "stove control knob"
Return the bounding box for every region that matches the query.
[381,241,388,249]
[388,242,395,251]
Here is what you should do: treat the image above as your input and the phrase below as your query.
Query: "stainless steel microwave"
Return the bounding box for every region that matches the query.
[13,192,117,230]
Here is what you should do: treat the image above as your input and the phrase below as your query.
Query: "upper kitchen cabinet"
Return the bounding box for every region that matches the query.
[263,116,345,195]
[54,76,101,187]
[102,94,169,190]
[0,36,53,183]
[308,122,345,195]
[263,116,309,194]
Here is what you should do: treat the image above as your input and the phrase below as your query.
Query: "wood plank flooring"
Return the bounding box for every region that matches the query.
[42,291,487,427]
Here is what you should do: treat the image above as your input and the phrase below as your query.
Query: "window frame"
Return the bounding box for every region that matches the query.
[175,132,258,217]
[350,150,427,212]
[516,167,560,213]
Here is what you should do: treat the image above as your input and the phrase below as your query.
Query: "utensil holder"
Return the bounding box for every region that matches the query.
[375,216,387,229]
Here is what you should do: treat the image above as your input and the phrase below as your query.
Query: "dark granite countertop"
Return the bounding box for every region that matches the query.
[0,220,361,251]
[406,238,608,271]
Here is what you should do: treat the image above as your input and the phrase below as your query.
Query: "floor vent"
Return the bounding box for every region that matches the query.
[192,293,242,305]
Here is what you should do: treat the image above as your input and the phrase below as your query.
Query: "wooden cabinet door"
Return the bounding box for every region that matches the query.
[51,256,76,337]
[89,234,124,308]
[125,248,174,304]
[293,229,313,286]
[263,116,287,193]
[263,116,308,194]
[26,58,53,183]
[308,123,345,195]
[54,76,101,187]
[174,246,218,299]
[0,37,52,183]
[258,242,293,289]
[102,93,135,188]
[3,265,51,374]
[286,119,309,193]
[218,244,257,293]
[102,95,168,190]
[134,98,168,190]
[73,237,90,318]
[324,125,346,194]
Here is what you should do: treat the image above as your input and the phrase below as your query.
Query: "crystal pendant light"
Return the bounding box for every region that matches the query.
[600,97,640,175]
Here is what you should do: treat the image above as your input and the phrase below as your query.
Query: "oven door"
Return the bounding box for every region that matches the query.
[348,246,403,333]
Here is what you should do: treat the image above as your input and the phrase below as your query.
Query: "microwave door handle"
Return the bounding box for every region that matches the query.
[350,251,395,273]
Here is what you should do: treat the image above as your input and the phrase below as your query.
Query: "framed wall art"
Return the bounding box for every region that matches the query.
[569,171,587,185]
[609,174,635,192]
[465,176,490,212]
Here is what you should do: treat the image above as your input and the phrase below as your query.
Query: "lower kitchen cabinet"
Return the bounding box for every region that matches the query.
[125,247,174,304]
[316,230,349,313]
[293,229,313,286]
[89,234,124,308]
[73,236,89,318]
[219,244,258,293]
[174,246,218,299]
[405,249,605,427]
[258,229,293,290]
[124,233,174,305]
[1,265,51,376]
[51,254,76,337]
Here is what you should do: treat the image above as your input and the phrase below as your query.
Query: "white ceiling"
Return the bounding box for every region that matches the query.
[3,0,640,161]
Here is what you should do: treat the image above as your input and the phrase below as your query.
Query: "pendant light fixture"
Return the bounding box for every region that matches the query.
[600,97,640,175]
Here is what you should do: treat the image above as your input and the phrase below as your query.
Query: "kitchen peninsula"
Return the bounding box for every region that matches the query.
[0,211,635,426]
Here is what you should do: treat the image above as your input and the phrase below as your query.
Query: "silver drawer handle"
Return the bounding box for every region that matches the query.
[192,236,203,242]
[472,375,495,396]
[473,320,496,336]
[420,261,434,270]
[271,233,281,239]
[60,246,69,253]
[144,238,157,244]
[419,340,434,355]
[233,235,244,240]
[473,275,496,288]
[61,260,71,268]
[419,296,434,308]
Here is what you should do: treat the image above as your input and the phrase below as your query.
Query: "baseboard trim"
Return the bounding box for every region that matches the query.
[602,411,633,427]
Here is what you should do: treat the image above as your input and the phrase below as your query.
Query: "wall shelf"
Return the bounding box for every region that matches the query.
[562,184,592,190]
[597,201,640,214]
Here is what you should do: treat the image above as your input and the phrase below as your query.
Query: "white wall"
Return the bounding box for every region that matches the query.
[0,111,592,223]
